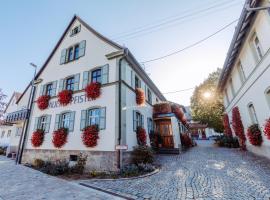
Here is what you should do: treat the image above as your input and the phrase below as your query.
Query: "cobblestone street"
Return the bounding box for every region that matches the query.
[81,140,270,200]
[0,156,122,200]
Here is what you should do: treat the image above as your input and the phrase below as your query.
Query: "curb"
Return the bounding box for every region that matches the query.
[80,168,160,182]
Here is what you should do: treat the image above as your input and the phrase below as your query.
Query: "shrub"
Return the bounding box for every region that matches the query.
[0,147,6,155]
[180,133,192,148]
[214,135,239,148]
[137,163,155,172]
[131,145,154,165]
[33,158,45,168]
[120,164,139,177]
[40,160,69,176]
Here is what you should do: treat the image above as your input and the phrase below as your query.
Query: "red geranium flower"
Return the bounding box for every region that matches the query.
[223,113,232,136]
[247,124,263,146]
[85,82,101,100]
[37,95,50,110]
[52,128,68,148]
[58,90,72,106]
[31,129,45,147]
[81,125,99,147]
[136,127,147,145]
[135,88,145,105]
[263,118,270,140]
[232,106,246,150]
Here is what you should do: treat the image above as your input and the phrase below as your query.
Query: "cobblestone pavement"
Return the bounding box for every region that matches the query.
[81,140,270,200]
[0,156,122,200]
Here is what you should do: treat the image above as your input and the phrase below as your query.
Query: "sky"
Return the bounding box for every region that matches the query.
[0,0,245,106]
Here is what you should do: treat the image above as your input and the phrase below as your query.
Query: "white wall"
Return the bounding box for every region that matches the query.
[223,10,270,158]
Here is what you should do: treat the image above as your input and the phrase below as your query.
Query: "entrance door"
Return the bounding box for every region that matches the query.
[156,120,174,148]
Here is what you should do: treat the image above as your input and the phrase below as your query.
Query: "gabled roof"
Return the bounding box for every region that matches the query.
[4,92,21,113]
[218,0,259,90]
[17,15,166,103]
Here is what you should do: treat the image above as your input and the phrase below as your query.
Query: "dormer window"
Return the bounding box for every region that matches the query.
[70,25,81,37]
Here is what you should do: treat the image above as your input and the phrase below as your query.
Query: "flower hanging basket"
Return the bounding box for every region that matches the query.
[37,95,50,110]
[223,113,232,136]
[52,128,68,148]
[81,125,99,148]
[263,118,270,140]
[58,90,73,106]
[85,82,101,100]
[247,124,263,146]
[31,129,45,147]
[136,126,147,145]
[135,88,145,105]
[232,106,246,150]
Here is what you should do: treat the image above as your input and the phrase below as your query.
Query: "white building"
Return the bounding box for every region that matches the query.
[0,92,28,156]
[16,15,188,171]
[218,0,270,158]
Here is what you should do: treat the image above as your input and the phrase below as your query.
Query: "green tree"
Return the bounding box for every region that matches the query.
[0,89,7,119]
[190,68,224,132]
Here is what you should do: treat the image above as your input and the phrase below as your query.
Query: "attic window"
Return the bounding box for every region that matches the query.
[70,25,81,37]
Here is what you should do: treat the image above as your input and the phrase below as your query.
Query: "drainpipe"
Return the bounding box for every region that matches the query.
[117,57,124,170]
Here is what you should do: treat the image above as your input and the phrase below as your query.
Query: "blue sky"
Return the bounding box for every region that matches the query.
[0,0,244,105]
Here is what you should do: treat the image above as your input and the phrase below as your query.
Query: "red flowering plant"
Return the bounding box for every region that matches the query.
[85,82,101,100]
[136,126,147,146]
[52,128,68,148]
[263,118,270,140]
[180,133,192,148]
[232,106,246,150]
[37,95,50,110]
[82,125,99,148]
[58,90,73,106]
[135,88,145,105]
[223,113,232,137]
[247,124,263,146]
[153,102,172,115]
[31,129,45,147]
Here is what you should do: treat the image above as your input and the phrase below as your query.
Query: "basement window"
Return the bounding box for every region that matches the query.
[69,155,78,162]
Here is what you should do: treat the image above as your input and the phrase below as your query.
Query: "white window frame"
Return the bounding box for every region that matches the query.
[61,112,71,129]
[87,108,100,126]
[229,78,235,97]
[237,61,246,84]
[248,103,259,124]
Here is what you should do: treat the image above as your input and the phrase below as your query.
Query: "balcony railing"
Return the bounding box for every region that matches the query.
[5,109,29,123]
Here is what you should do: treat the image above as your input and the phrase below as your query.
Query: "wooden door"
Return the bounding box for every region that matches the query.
[155,120,174,148]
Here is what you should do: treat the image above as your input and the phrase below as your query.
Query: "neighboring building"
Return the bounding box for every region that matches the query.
[218,0,270,158]
[16,15,188,171]
[0,92,29,155]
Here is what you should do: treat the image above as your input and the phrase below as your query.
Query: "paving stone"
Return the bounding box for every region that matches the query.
[80,140,270,200]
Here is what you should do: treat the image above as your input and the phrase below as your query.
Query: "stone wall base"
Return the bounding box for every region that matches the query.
[247,144,270,160]
[22,149,128,172]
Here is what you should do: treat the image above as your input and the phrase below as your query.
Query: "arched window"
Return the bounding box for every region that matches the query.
[265,87,270,109]
[248,103,258,124]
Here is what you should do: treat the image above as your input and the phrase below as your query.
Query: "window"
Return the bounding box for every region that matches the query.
[156,98,159,103]
[60,40,86,64]
[34,115,51,133]
[135,75,141,88]
[225,88,230,104]
[46,83,53,96]
[248,103,258,124]
[80,108,106,130]
[70,25,81,36]
[237,62,246,84]
[16,128,22,136]
[147,118,153,134]
[61,113,71,129]
[67,47,74,62]
[133,111,144,131]
[55,112,75,132]
[254,36,263,59]
[229,78,235,97]
[91,69,102,83]
[265,88,270,109]
[66,77,75,91]
[39,116,47,131]
[1,131,5,138]
[147,89,152,104]
[74,44,80,60]
[7,130,11,137]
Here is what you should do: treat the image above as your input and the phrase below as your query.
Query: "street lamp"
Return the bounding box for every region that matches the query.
[16,63,38,164]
